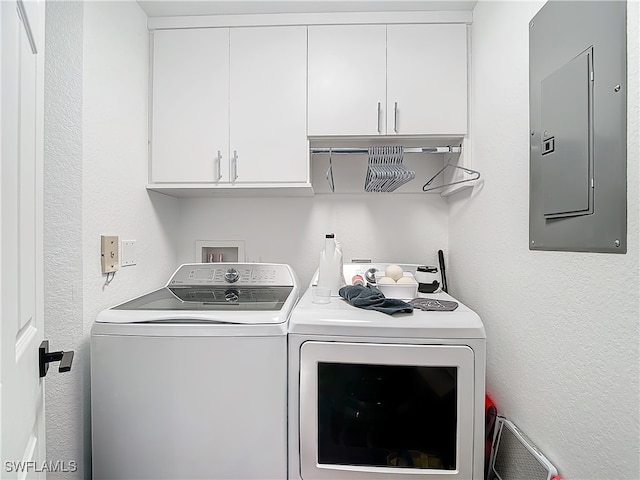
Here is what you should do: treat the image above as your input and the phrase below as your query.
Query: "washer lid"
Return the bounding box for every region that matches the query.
[96,285,298,325]
[112,286,294,312]
[95,263,300,325]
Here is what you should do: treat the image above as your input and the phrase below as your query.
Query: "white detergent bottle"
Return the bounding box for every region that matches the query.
[317,233,345,295]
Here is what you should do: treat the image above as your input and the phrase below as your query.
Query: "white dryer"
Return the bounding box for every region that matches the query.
[288,264,486,480]
[91,263,299,480]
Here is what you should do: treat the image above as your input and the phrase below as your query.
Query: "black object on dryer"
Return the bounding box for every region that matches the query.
[437,250,448,293]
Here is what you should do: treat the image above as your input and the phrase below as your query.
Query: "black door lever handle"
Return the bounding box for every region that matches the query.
[39,340,74,378]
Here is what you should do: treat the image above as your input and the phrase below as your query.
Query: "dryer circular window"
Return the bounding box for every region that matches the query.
[288,264,486,480]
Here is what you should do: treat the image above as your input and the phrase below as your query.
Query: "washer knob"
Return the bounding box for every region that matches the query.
[224,268,239,283]
[224,289,240,302]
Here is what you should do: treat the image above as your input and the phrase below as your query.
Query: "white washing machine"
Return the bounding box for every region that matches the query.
[91,263,299,480]
[288,264,486,480]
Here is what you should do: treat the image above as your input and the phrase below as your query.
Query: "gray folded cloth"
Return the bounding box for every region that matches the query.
[338,285,413,315]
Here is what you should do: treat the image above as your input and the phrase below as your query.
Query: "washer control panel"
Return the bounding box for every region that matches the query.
[168,263,294,286]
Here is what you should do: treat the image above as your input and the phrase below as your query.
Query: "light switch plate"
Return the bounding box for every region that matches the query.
[121,240,136,266]
[101,235,119,274]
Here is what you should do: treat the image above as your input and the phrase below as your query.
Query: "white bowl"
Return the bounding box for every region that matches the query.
[375,273,418,300]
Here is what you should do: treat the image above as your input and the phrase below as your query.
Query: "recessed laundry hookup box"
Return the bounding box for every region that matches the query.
[195,240,246,263]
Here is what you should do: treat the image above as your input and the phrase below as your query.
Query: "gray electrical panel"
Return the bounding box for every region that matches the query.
[529,1,627,253]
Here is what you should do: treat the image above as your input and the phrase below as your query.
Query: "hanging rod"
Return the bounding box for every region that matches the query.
[310,146,462,155]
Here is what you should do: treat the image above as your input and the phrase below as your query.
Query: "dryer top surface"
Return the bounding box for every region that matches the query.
[289,288,485,339]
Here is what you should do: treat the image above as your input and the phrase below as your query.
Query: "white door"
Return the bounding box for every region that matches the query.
[1,0,47,478]
[229,26,308,183]
[387,24,468,135]
[308,25,386,136]
[151,28,230,183]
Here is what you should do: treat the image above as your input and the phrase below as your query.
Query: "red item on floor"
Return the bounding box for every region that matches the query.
[485,395,497,479]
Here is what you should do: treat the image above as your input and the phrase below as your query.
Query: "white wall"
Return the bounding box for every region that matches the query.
[449,1,640,479]
[44,2,179,478]
[44,1,84,475]
[176,194,449,287]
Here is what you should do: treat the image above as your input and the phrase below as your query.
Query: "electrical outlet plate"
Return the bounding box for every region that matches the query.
[101,235,119,274]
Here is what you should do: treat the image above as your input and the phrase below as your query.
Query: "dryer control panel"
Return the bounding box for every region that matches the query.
[168,263,295,287]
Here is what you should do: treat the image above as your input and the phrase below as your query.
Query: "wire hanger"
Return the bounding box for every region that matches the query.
[422,158,481,192]
[364,146,415,192]
[325,148,335,192]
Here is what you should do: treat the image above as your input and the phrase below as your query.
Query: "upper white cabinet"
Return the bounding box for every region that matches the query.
[308,25,387,136]
[151,28,229,183]
[387,24,468,135]
[308,24,468,137]
[150,26,308,186]
[229,26,308,183]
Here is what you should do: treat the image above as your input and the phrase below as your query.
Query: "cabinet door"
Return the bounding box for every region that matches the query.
[229,26,308,183]
[151,28,229,183]
[308,25,386,136]
[387,24,468,135]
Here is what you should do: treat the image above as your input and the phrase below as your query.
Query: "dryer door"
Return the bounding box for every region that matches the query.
[299,341,475,480]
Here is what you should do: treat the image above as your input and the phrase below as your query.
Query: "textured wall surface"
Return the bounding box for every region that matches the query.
[81,3,179,475]
[176,194,450,287]
[449,1,639,479]
[43,2,85,477]
[43,2,179,478]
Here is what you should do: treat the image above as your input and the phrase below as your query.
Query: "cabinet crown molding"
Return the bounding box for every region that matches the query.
[148,11,472,30]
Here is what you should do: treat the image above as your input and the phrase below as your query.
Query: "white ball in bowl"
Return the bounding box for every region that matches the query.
[385,264,404,281]
[377,276,396,284]
[397,276,417,285]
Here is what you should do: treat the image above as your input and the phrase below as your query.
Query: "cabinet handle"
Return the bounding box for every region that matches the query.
[231,150,238,181]
[394,102,398,133]
[215,150,222,181]
[377,102,382,134]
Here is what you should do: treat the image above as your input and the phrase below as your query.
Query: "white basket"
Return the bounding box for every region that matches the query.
[375,272,418,300]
